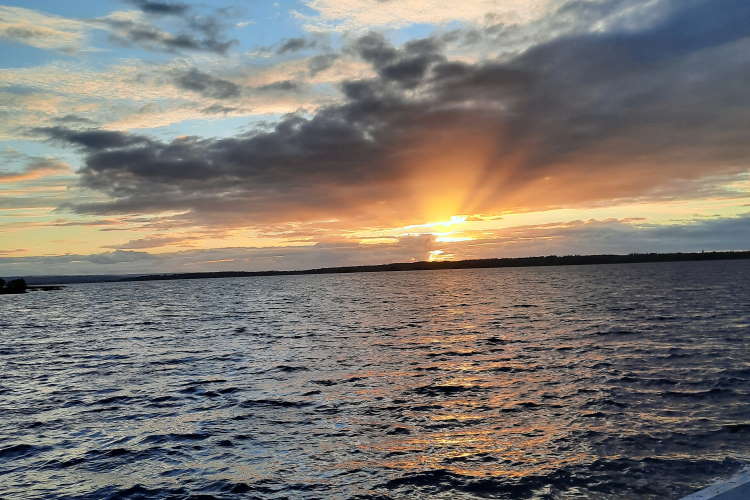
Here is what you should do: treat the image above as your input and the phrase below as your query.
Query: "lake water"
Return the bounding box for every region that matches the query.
[2,260,750,499]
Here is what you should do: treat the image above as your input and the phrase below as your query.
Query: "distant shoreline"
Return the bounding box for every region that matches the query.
[21,250,749,285]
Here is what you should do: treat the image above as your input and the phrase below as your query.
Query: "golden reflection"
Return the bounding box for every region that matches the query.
[356,423,594,479]
[430,414,485,422]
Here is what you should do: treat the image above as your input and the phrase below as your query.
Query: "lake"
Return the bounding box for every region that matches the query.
[2,260,749,499]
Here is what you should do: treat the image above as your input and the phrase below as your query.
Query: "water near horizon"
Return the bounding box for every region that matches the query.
[2,260,750,499]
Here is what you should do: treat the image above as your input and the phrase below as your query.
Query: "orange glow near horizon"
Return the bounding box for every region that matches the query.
[428,249,455,261]
[402,128,500,223]
[434,232,473,243]
[403,215,468,231]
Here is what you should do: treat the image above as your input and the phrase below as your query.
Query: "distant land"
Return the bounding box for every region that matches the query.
[17,250,750,285]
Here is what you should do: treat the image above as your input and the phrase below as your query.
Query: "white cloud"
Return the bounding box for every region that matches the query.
[300,0,554,30]
[0,5,90,53]
[0,57,342,135]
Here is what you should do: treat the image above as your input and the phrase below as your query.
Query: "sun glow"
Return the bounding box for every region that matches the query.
[401,215,474,244]
[428,249,455,262]
[403,215,467,231]
[434,232,473,243]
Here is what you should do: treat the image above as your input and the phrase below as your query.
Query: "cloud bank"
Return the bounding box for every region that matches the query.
[40,0,750,232]
[2,215,748,276]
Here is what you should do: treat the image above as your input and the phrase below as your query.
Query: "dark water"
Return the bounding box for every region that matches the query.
[2,261,750,499]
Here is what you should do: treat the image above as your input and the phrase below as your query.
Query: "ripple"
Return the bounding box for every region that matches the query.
[2,260,749,499]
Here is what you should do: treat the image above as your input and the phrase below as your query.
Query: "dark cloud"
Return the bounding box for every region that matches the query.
[308,53,339,75]
[49,0,750,230]
[37,126,152,151]
[256,80,299,92]
[172,68,241,99]
[201,104,240,114]
[98,4,236,54]
[277,37,319,54]
[102,17,234,54]
[125,0,189,16]
[362,35,445,89]
[53,114,96,125]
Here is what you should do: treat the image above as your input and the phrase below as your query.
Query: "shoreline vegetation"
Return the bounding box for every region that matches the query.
[119,250,750,283]
[11,250,750,287]
[0,278,63,294]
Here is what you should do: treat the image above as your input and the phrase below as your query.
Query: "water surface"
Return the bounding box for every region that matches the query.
[2,261,750,499]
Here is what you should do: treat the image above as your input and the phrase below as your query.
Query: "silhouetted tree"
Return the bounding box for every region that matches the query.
[4,278,27,294]
[0,278,5,290]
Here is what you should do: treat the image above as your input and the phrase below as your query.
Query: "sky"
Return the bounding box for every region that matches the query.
[0,0,749,276]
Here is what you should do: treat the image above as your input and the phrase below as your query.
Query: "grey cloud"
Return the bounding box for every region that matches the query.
[0,158,69,181]
[308,53,339,75]
[37,126,153,151]
[256,80,299,92]
[125,0,190,16]
[85,250,155,264]
[0,196,60,209]
[103,235,193,249]
[0,236,434,276]
[173,68,241,99]
[47,0,750,230]
[53,114,96,125]
[98,5,235,54]
[49,219,122,227]
[451,216,750,259]
[201,104,240,114]
[351,34,445,88]
[277,37,318,54]
[351,32,397,67]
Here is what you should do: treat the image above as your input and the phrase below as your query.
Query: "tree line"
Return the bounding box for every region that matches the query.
[0,278,27,294]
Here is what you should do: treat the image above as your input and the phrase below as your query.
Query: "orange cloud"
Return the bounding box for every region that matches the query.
[0,159,71,183]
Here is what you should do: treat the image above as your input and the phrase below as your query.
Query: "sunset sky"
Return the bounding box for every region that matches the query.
[1,0,749,275]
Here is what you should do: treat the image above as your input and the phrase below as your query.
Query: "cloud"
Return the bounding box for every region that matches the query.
[39,126,153,150]
[277,36,320,54]
[97,9,235,54]
[2,215,748,276]
[201,104,241,115]
[0,235,434,275]
[0,52,345,138]
[53,114,97,125]
[0,4,237,57]
[172,68,241,99]
[39,0,750,233]
[103,235,195,249]
[445,216,750,258]
[125,0,190,16]
[0,5,89,53]
[85,250,156,265]
[301,0,555,30]
[308,53,340,75]
[49,218,125,228]
[0,159,72,184]
[255,80,300,92]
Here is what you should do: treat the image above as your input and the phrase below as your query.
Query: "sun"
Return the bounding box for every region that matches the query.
[428,249,455,262]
